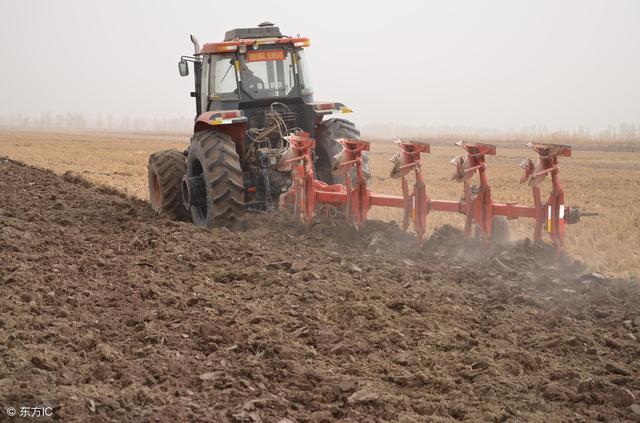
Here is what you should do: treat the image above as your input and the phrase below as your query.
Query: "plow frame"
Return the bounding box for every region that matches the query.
[281,133,583,251]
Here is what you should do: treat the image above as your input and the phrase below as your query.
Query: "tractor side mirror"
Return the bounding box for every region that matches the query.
[178,60,189,77]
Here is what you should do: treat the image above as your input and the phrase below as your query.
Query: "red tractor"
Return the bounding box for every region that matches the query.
[148,22,368,227]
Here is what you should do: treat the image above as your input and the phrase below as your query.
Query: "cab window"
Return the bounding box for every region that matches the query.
[295,49,313,95]
[209,54,239,100]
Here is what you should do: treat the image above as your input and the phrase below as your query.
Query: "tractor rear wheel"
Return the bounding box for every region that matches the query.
[147,149,190,220]
[185,129,245,228]
[315,118,371,185]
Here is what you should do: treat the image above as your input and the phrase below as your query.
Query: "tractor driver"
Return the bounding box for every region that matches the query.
[241,65,264,91]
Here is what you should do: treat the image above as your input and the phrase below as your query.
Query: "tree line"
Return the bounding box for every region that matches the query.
[1,113,639,143]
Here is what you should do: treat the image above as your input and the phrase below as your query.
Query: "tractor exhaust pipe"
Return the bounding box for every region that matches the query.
[190,34,200,54]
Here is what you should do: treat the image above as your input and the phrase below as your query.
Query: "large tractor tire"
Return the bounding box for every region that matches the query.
[183,129,245,228]
[315,118,371,185]
[148,149,190,220]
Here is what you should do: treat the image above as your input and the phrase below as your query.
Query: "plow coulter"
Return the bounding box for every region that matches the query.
[280,133,593,251]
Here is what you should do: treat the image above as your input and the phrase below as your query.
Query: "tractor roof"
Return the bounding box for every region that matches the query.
[224,22,282,41]
[201,22,309,54]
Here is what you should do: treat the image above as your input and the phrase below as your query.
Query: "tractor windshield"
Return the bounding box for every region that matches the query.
[239,48,295,99]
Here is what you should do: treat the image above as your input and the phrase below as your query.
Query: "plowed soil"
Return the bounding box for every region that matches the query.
[1,157,639,422]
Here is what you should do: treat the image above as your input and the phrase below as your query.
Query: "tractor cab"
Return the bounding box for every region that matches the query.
[205,31,313,105]
[179,22,322,131]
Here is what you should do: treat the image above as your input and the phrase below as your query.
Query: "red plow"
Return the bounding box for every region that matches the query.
[280,133,593,251]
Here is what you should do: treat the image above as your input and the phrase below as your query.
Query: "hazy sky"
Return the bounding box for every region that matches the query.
[1,0,638,131]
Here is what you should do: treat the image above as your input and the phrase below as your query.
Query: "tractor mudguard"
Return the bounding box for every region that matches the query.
[303,102,353,126]
[194,111,248,145]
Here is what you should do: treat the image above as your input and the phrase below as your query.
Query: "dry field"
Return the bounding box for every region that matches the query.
[0,129,638,277]
[3,155,638,422]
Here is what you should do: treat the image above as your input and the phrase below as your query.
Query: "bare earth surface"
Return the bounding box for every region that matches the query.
[1,157,639,422]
